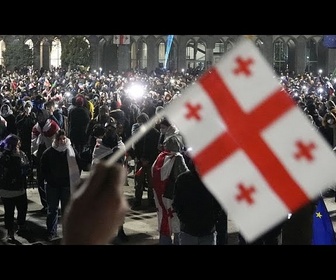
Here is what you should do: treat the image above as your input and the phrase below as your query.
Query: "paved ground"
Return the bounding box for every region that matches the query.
[0,171,335,245]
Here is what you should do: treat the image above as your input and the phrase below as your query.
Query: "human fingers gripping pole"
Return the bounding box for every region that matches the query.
[62,163,129,245]
[71,161,109,199]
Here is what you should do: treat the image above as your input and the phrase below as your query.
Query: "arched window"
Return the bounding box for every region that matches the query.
[50,38,61,69]
[130,41,137,70]
[306,38,318,74]
[213,38,234,64]
[24,39,34,71]
[273,39,288,75]
[158,41,165,67]
[40,37,50,71]
[138,40,147,70]
[186,39,206,72]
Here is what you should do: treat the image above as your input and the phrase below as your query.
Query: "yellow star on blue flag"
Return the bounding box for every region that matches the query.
[312,198,336,245]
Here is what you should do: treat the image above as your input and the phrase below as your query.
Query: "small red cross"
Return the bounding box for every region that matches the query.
[235,183,256,205]
[167,207,175,218]
[233,56,254,76]
[294,140,316,161]
[185,102,202,121]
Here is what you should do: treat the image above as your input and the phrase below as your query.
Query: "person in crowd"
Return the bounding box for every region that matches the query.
[131,113,160,210]
[216,209,229,245]
[91,124,129,243]
[154,105,164,131]
[68,94,91,155]
[31,108,60,213]
[15,100,36,166]
[61,162,129,245]
[0,103,17,137]
[318,110,335,148]
[173,155,222,245]
[141,97,156,118]
[109,100,127,129]
[0,114,7,140]
[91,123,126,166]
[44,99,64,130]
[40,129,81,241]
[157,117,185,153]
[151,118,188,245]
[82,105,116,171]
[86,104,116,154]
[119,96,141,141]
[0,134,30,241]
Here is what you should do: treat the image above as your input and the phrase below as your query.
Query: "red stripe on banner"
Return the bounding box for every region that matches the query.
[120,35,124,45]
[195,131,238,175]
[196,68,309,212]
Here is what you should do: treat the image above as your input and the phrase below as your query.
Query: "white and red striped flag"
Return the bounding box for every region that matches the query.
[163,37,336,242]
[113,35,130,45]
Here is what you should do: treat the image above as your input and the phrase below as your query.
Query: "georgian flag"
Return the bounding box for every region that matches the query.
[163,38,336,242]
[113,35,130,45]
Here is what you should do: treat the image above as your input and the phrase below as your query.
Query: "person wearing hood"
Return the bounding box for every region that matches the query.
[31,108,60,213]
[0,134,30,241]
[91,124,129,243]
[0,103,16,137]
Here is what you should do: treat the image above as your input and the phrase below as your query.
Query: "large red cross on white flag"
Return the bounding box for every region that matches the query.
[163,38,336,242]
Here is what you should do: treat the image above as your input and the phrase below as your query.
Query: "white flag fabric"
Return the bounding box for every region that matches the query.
[163,37,336,242]
[113,35,130,45]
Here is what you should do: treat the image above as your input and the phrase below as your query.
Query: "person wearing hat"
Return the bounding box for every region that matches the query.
[0,134,30,241]
[67,94,91,156]
[0,103,16,137]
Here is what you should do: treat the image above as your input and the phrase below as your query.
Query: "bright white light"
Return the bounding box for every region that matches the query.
[126,84,145,99]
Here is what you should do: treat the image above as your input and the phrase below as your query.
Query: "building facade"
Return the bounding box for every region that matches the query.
[1,35,336,77]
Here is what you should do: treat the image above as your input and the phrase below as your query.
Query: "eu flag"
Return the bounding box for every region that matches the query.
[312,198,336,245]
[323,35,336,48]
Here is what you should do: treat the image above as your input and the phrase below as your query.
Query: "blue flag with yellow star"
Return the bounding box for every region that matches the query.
[312,198,336,245]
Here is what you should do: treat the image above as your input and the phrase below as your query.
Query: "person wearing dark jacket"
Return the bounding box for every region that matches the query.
[68,94,91,155]
[131,113,160,210]
[0,134,30,241]
[40,129,81,241]
[172,156,222,245]
[15,100,36,165]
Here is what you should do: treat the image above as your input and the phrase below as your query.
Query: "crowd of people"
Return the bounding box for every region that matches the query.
[0,64,336,245]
